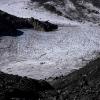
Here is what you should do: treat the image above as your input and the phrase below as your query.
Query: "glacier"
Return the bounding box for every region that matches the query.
[0,0,100,79]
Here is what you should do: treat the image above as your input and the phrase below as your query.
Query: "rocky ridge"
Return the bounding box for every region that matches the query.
[0,10,58,36]
[31,0,100,23]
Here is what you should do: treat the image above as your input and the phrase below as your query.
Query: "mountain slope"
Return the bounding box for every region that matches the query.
[31,0,100,23]
[43,57,100,100]
[0,9,58,37]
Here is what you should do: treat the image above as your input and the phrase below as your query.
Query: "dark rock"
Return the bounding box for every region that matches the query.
[1,56,100,100]
[41,57,100,100]
[43,4,62,16]
[29,18,58,32]
[0,72,57,100]
[0,10,58,37]
[0,30,23,37]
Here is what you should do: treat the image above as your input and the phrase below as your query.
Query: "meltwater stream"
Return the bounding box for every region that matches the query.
[0,26,100,79]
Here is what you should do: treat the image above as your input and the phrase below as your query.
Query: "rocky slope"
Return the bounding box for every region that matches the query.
[44,57,100,100]
[0,71,57,100]
[0,0,100,100]
[0,10,58,36]
[1,56,100,100]
[31,0,100,23]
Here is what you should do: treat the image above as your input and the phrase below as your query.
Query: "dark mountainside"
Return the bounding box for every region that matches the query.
[0,0,100,100]
[46,57,100,100]
[1,56,100,100]
[0,10,58,36]
[0,71,57,100]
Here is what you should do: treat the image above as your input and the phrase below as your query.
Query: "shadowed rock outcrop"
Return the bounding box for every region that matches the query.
[0,71,57,100]
[42,57,100,100]
[0,10,58,36]
[1,55,100,100]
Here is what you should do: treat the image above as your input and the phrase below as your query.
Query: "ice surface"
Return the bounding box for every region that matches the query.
[0,0,100,79]
[0,26,100,79]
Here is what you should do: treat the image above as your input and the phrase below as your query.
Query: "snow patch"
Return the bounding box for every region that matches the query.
[0,26,100,79]
[0,0,100,79]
